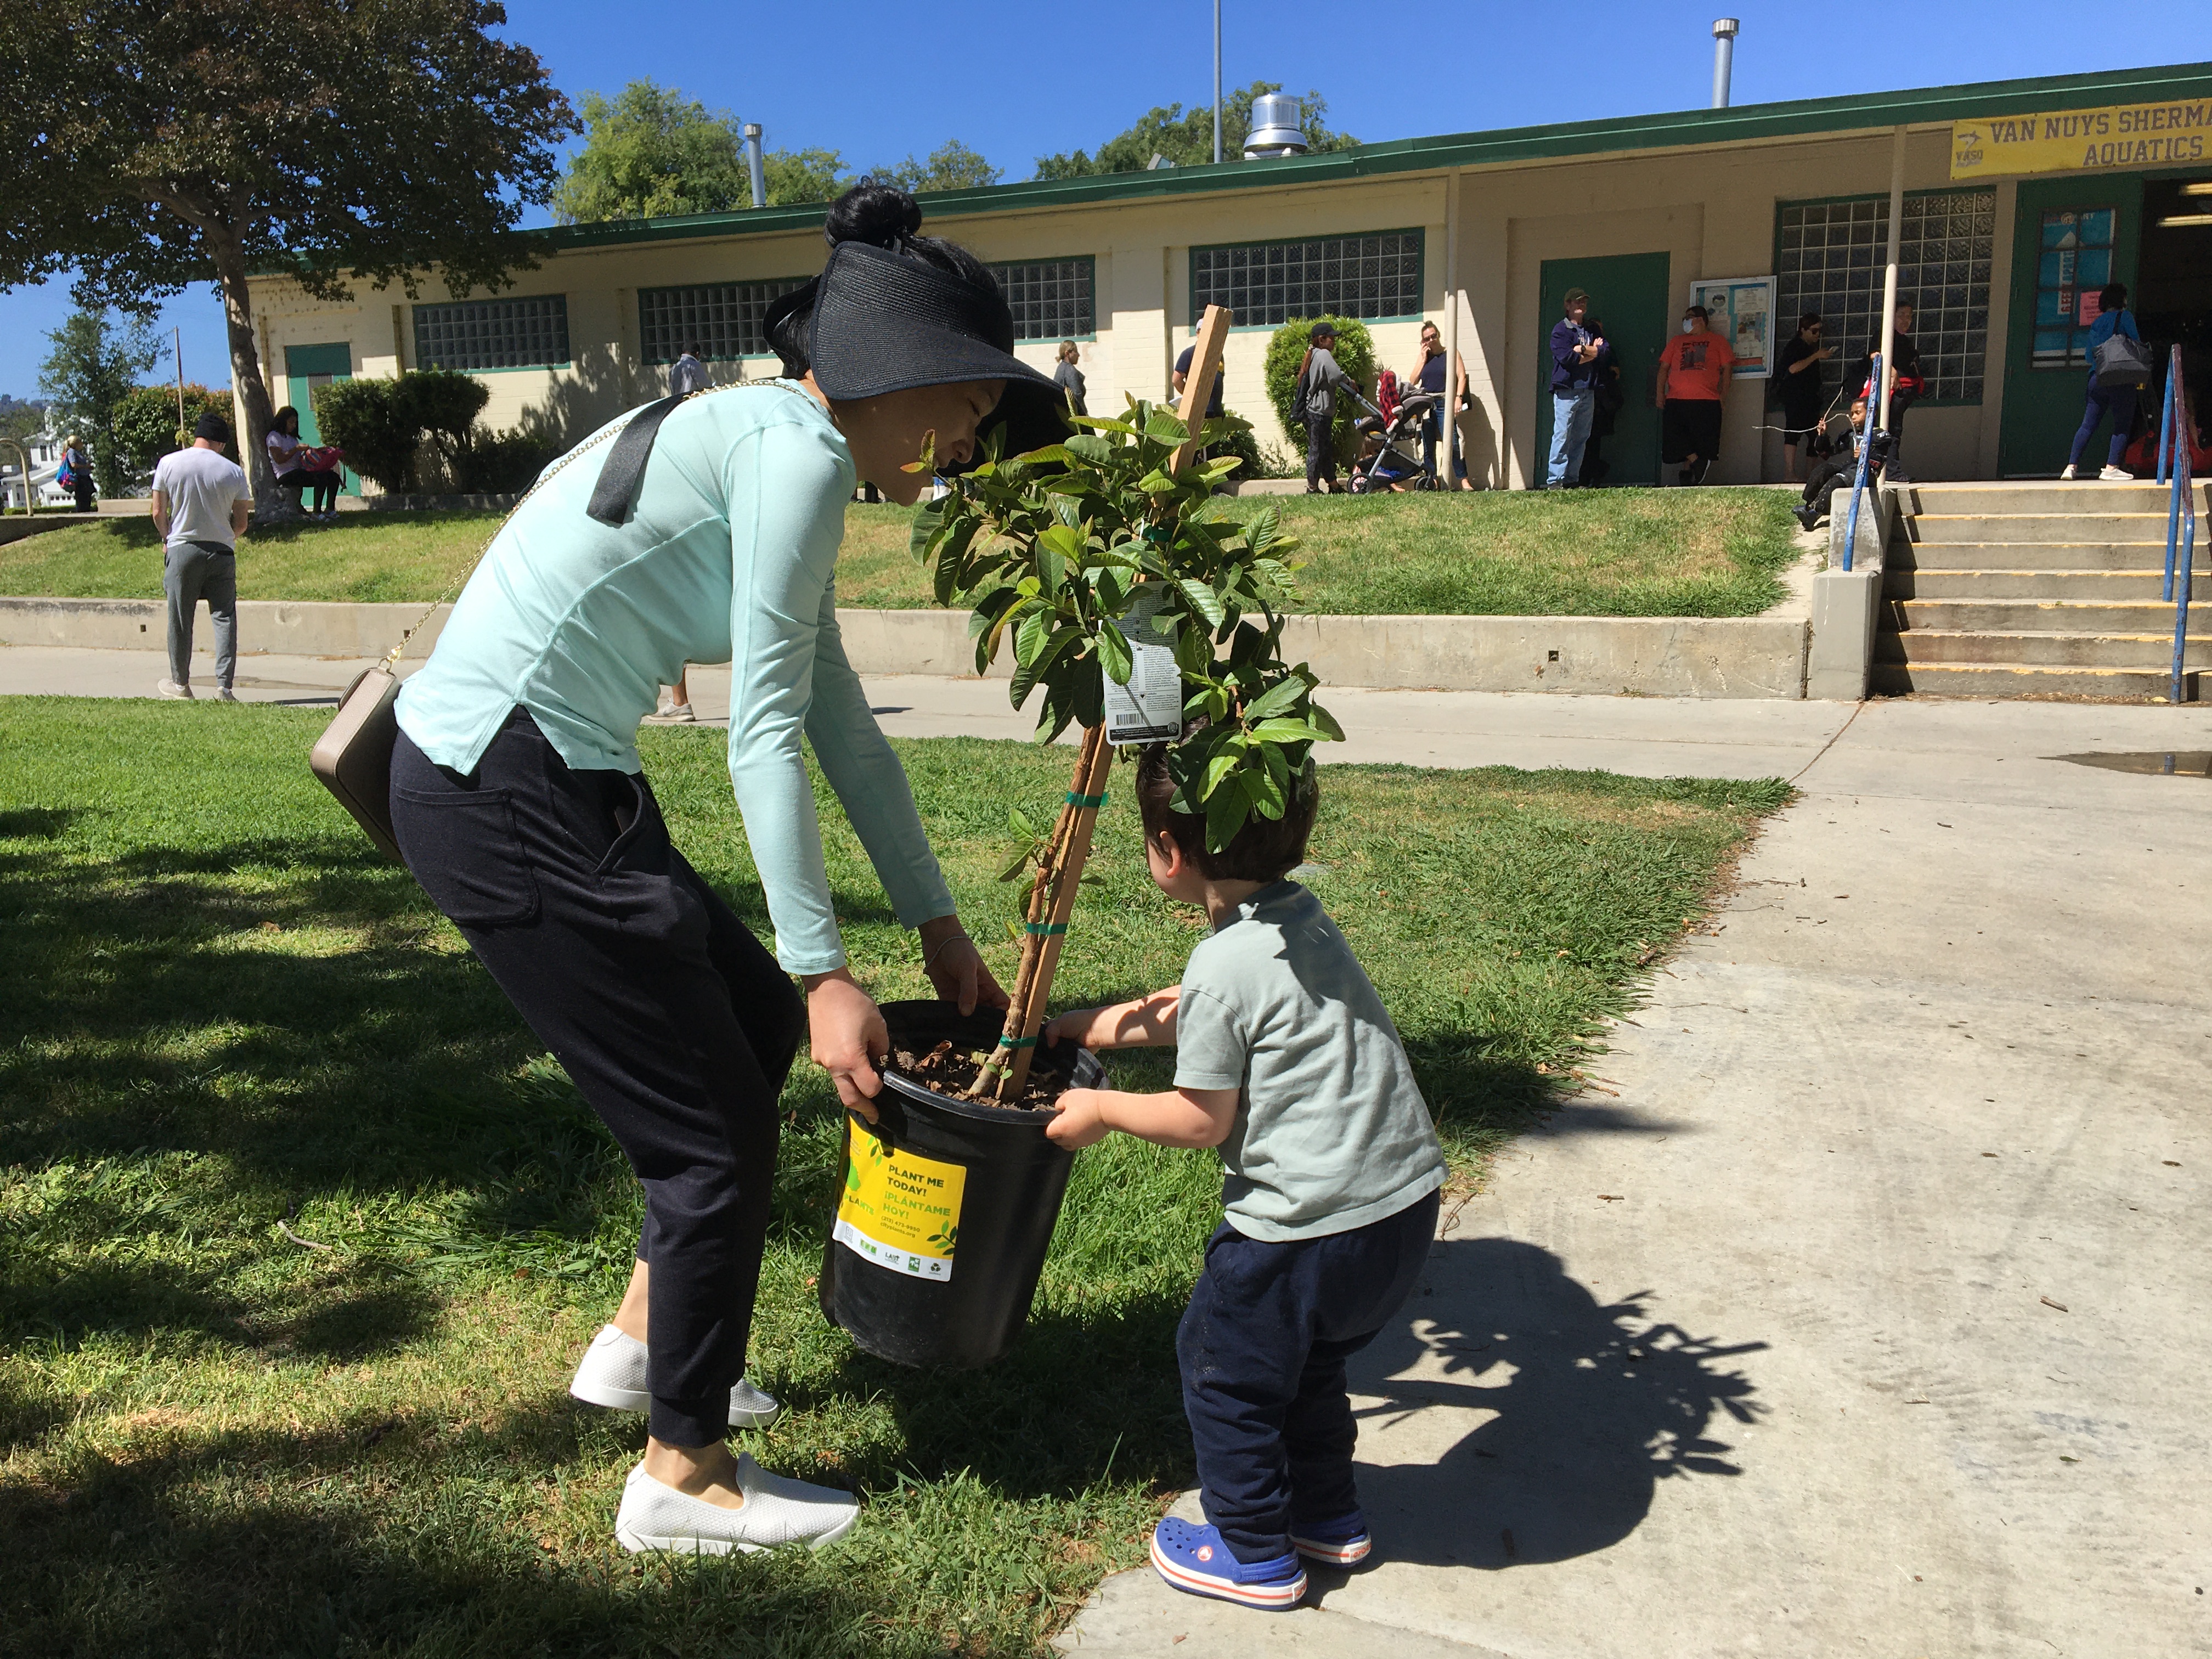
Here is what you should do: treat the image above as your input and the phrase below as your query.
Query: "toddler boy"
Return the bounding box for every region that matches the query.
[1044,745,1445,1610]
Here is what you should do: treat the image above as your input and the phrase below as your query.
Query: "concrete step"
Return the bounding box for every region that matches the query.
[1886,569,2209,601]
[1904,512,2175,544]
[1874,628,2212,668]
[1894,539,2185,572]
[1892,597,2201,633]
[1892,481,2205,515]
[1869,660,2201,700]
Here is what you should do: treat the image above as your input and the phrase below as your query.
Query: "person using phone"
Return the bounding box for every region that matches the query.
[1547,289,1602,489]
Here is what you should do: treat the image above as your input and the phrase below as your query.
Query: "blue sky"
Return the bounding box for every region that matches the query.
[3,1,2201,398]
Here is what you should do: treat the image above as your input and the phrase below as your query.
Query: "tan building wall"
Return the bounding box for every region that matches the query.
[245,121,2056,486]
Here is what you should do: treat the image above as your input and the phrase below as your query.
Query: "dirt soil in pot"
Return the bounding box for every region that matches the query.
[887,1040,1068,1112]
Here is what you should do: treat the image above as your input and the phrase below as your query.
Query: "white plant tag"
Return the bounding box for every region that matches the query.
[1103,586,1183,744]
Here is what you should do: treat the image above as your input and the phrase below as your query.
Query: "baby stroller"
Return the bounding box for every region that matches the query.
[1347,387,1443,493]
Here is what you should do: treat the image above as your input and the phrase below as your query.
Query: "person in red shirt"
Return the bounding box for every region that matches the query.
[1654,304,1736,484]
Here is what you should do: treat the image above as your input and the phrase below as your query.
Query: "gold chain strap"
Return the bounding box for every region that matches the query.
[377,381,808,669]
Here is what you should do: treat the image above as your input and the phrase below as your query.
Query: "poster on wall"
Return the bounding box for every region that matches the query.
[1691,276,1777,378]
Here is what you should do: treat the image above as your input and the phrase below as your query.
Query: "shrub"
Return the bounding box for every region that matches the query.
[401,369,492,483]
[1263,317,1376,465]
[456,426,559,494]
[311,370,496,493]
[111,383,234,481]
[1211,411,1262,481]
[312,377,422,491]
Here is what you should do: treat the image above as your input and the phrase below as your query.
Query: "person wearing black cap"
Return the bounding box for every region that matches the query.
[385,183,1068,1556]
[1296,321,1353,493]
[149,411,252,700]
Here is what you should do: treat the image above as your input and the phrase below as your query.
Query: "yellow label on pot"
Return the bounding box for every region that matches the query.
[833,1132,966,1283]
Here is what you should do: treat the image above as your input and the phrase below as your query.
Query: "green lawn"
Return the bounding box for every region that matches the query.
[0,489,1800,618]
[0,699,1787,1656]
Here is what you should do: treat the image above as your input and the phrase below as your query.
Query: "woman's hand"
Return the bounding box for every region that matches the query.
[803,968,888,1122]
[1045,1088,1112,1149]
[917,916,1008,1017]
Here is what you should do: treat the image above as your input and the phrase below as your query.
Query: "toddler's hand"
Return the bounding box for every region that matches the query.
[1043,1007,1101,1049]
[1046,1088,1111,1148]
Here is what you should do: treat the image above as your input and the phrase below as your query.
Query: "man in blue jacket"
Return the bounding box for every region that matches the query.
[1547,289,1602,489]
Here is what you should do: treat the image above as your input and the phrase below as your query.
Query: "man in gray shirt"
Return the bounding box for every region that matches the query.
[1045,745,1444,1611]
[149,413,252,700]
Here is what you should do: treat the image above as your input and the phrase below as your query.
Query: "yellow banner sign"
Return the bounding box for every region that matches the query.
[1951,101,2212,179]
[833,1131,966,1282]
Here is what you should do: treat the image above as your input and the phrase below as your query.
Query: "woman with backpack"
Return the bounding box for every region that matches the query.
[58,435,94,512]
[1297,321,1353,494]
[2061,283,2143,482]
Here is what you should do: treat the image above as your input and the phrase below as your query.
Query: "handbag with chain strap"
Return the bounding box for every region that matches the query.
[310,383,781,861]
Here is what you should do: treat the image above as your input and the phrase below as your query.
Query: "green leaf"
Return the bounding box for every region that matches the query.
[1143,412,1191,443]
[1064,434,1114,466]
[1204,773,1252,853]
[909,496,947,560]
[1241,674,1308,722]
[1014,605,1054,669]
[1008,806,1036,841]
[1245,762,1288,820]
[998,850,1034,882]
[1137,470,1178,494]
[1175,577,1226,627]
[1097,623,1133,686]
[1251,718,1330,745]
[1307,700,1347,742]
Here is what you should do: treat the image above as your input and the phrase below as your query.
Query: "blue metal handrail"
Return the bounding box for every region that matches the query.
[1839,351,1882,574]
[2164,345,2197,705]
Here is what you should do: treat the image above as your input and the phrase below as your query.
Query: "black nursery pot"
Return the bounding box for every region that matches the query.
[819,1000,1099,1370]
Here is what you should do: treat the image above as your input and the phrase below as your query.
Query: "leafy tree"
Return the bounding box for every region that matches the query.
[871,140,1004,195]
[553,78,905,217]
[0,396,46,447]
[764,148,854,207]
[552,82,755,223]
[0,0,577,515]
[112,383,235,482]
[1264,317,1377,463]
[1034,84,1356,179]
[912,392,1341,1099]
[37,311,158,496]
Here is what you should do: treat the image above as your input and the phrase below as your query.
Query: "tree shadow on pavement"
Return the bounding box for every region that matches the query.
[1344,1237,1767,1572]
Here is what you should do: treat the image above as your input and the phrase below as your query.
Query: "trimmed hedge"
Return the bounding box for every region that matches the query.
[1263,317,1376,466]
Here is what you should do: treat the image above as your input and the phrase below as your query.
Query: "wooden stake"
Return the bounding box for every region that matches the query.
[1169,305,1233,477]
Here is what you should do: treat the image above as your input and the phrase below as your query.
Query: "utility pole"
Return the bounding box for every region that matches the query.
[1711,18,1739,109]
[1213,0,1223,164]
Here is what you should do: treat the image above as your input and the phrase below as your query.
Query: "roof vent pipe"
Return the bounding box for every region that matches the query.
[743,123,766,208]
[1244,94,1307,160]
[1711,19,1739,109]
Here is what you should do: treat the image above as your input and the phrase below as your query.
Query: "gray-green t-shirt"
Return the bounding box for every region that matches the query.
[1175,881,1445,1243]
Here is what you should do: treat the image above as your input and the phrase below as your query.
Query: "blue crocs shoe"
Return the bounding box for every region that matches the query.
[1288,1509,1372,1566]
[1149,1516,1308,1610]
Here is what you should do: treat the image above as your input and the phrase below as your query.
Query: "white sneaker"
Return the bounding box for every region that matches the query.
[2099,465,2134,482]
[641,702,695,726]
[157,679,193,699]
[567,1324,782,1428]
[216,687,238,702]
[2058,464,2078,481]
[614,1455,859,1555]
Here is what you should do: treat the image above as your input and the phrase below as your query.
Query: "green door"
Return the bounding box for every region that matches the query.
[284,341,360,495]
[1534,252,1671,487]
[1997,176,2142,477]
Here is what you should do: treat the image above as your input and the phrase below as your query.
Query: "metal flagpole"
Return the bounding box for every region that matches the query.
[1212,0,1223,164]
[1877,126,1906,433]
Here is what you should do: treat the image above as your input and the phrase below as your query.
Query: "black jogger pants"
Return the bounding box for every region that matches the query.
[390,707,804,1447]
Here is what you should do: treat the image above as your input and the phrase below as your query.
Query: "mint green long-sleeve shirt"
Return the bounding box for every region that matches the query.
[393,382,954,974]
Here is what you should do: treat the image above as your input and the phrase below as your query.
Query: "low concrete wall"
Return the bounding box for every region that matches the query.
[1804,487,1893,701]
[2,597,1810,698]
[0,597,453,659]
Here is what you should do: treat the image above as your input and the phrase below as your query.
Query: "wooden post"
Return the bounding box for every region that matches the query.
[1170,304,1233,476]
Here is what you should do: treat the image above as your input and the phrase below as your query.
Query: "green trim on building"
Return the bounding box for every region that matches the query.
[522,61,2212,254]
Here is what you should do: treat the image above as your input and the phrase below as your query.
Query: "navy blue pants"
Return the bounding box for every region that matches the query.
[389,708,803,1447]
[1179,1187,1441,1561]
[2069,381,2135,469]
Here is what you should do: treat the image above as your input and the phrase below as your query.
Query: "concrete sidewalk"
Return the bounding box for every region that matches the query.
[8,652,2210,1655]
[1057,696,2212,1658]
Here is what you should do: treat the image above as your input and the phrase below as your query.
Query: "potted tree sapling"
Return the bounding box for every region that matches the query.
[819,309,1346,1370]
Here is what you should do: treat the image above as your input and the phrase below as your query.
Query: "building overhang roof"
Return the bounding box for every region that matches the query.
[535,59,2212,253]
